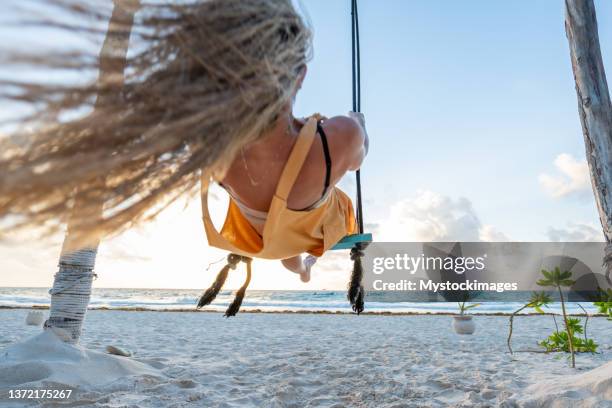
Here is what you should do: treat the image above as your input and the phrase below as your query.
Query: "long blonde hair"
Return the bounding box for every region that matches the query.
[0,0,312,245]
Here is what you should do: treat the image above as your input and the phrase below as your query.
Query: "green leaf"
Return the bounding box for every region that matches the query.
[559,279,575,287]
[529,291,552,306]
[464,303,481,310]
[536,279,553,287]
[566,318,583,334]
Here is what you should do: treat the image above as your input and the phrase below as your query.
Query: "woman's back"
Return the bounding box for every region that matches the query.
[221,114,367,225]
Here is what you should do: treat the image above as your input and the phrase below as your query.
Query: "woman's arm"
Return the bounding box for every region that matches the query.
[348,111,369,156]
[322,113,368,174]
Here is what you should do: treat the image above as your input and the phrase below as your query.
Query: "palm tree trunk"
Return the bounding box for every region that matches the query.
[564,0,612,285]
[44,1,138,344]
[558,286,576,368]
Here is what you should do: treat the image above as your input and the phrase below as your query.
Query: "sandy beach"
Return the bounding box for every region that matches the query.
[0,309,610,407]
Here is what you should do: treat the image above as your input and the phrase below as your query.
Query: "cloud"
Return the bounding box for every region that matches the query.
[479,225,511,242]
[375,190,506,242]
[314,192,511,286]
[539,154,590,198]
[547,222,604,242]
[337,174,355,192]
[313,251,354,285]
[0,234,61,287]
[98,242,152,263]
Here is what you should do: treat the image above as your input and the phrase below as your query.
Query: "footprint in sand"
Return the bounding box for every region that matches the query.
[174,379,197,389]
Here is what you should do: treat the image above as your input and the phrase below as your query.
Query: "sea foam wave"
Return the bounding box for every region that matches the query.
[0,287,601,314]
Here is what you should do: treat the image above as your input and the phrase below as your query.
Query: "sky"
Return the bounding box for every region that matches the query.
[1,0,611,290]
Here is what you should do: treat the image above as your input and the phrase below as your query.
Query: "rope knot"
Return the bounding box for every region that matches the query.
[227,253,244,269]
[227,254,252,269]
[350,247,364,261]
[350,242,368,261]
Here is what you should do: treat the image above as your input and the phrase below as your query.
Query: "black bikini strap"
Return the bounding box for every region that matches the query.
[317,120,332,199]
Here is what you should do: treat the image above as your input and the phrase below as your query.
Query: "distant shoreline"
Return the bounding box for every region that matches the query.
[0,304,607,317]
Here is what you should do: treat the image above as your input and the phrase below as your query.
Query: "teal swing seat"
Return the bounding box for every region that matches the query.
[331,233,373,250]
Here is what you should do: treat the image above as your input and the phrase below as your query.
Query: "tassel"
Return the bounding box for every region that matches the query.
[197,253,243,309]
[225,257,252,317]
[348,242,368,314]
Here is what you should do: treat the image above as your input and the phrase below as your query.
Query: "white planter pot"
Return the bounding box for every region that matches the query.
[453,315,476,335]
[25,311,45,326]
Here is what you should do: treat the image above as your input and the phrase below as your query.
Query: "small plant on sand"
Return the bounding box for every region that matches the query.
[452,293,480,335]
[594,287,612,320]
[536,267,580,368]
[507,291,552,354]
[538,317,597,353]
[458,300,480,315]
[507,271,599,363]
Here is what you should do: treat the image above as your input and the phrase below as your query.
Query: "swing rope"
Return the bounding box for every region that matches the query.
[346,0,367,314]
[331,0,371,250]
[352,0,365,235]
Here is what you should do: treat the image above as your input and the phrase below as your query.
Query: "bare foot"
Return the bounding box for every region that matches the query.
[300,255,317,282]
[281,255,317,283]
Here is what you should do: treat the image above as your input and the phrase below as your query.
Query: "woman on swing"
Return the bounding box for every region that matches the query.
[0,0,367,304]
[211,66,369,283]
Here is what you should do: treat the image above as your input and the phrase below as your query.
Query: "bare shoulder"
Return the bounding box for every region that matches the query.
[320,115,362,143]
[319,115,366,172]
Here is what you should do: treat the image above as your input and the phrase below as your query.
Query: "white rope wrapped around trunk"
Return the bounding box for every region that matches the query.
[44,248,97,344]
[39,1,135,344]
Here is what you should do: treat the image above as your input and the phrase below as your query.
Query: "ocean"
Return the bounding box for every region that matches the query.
[0,287,601,315]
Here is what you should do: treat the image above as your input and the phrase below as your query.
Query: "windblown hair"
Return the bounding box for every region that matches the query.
[0,0,312,246]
